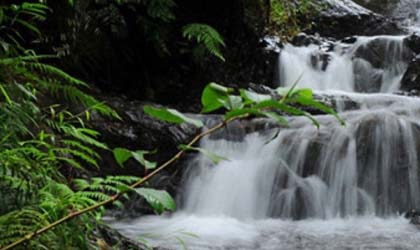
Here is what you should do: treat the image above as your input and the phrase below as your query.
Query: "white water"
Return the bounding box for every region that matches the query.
[113,215,420,250]
[393,0,420,32]
[113,2,420,249]
[279,36,408,93]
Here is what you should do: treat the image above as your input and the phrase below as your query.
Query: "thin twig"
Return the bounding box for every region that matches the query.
[1,118,235,250]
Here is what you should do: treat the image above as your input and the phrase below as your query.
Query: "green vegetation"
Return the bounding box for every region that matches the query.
[266,0,317,38]
[0,0,333,249]
[0,1,175,249]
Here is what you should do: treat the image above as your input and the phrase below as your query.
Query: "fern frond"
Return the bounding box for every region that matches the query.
[59,125,108,150]
[62,139,101,159]
[23,62,88,87]
[145,0,176,22]
[182,23,226,61]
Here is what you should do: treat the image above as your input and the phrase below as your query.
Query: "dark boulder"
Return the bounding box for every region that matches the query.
[308,0,403,38]
[353,37,412,69]
[88,95,200,216]
[353,0,400,16]
[404,33,420,55]
[405,209,420,226]
[87,95,204,216]
[401,54,420,92]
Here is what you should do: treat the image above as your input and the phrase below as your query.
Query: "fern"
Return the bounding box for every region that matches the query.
[182,23,226,62]
[0,3,131,249]
[0,3,49,55]
[145,0,176,22]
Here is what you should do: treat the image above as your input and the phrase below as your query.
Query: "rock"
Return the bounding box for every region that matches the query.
[353,36,413,69]
[94,224,151,250]
[88,95,200,216]
[405,209,420,226]
[291,33,335,49]
[403,33,420,54]
[292,33,323,47]
[308,0,403,38]
[91,95,199,173]
[353,0,400,16]
[401,54,420,92]
[341,36,358,44]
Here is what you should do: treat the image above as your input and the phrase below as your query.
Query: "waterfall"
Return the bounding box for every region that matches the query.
[279,36,409,93]
[113,2,420,249]
[176,34,420,221]
[181,99,420,220]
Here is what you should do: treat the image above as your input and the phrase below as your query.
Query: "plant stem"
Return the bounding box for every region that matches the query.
[1,118,235,250]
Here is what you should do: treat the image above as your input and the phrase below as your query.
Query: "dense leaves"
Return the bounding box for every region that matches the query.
[136,188,176,215]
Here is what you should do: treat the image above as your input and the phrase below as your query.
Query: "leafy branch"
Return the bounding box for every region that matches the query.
[0,115,236,250]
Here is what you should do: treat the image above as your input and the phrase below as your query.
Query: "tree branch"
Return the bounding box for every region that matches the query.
[1,117,235,250]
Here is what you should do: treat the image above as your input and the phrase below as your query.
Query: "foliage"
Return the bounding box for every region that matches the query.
[264,0,317,39]
[135,188,176,215]
[0,2,138,249]
[0,2,49,55]
[144,81,343,164]
[2,74,344,249]
[0,1,342,249]
[182,23,226,62]
[179,144,230,165]
[143,105,203,128]
[113,148,157,170]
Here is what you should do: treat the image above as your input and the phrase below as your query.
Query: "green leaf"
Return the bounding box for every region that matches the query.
[201,82,232,113]
[239,89,271,104]
[113,148,157,169]
[0,84,12,105]
[261,111,288,125]
[113,148,132,167]
[225,108,288,126]
[278,72,304,103]
[219,95,244,111]
[180,144,229,164]
[143,105,203,127]
[132,150,157,170]
[296,88,313,99]
[136,188,176,214]
[292,89,345,126]
[225,108,261,120]
[254,100,320,128]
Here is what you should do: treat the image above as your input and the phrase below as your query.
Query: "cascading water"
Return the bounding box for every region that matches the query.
[279,36,410,93]
[394,0,420,32]
[113,2,420,249]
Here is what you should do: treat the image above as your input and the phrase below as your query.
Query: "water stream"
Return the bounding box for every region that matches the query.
[113,1,420,249]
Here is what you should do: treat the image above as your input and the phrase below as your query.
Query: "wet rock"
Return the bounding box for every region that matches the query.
[403,33,420,54]
[292,33,323,47]
[88,95,199,217]
[341,36,358,44]
[95,224,150,250]
[309,0,403,38]
[394,89,420,97]
[353,0,400,16]
[290,33,335,49]
[90,95,199,175]
[405,209,420,226]
[353,36,412,69]
[401,54,420,92]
